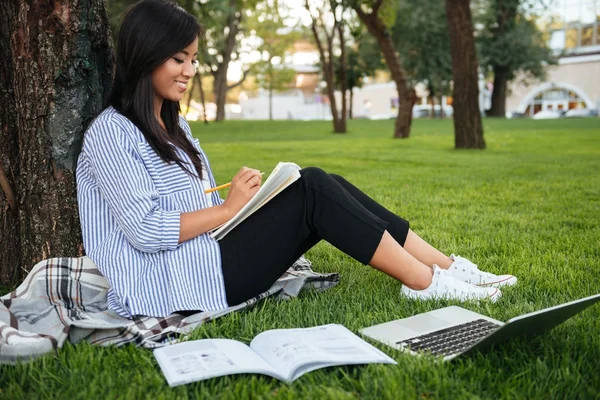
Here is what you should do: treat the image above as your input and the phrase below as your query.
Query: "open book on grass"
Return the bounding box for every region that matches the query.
[153,324,396,386]
[210,162,301,240]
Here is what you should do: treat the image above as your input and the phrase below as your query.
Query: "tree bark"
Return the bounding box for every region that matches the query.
[488,65,507,117]
[444,0,485,149]
[0,0,114,285]
[353,6,412,138]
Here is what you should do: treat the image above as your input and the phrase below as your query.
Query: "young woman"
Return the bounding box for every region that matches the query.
[77,0,516,319]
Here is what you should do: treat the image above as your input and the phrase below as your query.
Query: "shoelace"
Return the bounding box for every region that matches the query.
[437,268,485,296]
[455,257,497,280]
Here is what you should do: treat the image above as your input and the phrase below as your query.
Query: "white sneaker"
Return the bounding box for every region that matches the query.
[401,265,501,302]
[448,254,517,287]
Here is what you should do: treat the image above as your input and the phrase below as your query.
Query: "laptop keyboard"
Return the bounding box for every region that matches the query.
[396,319,501,357]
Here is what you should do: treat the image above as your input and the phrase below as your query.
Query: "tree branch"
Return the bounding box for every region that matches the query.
[227,67,250,90]
[352,5,370,26]
[373,0,383,15]
[0,161,16,212]
[306,0,329,71]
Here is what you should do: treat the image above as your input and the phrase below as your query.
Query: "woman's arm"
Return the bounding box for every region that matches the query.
[84,121,181,253]
[179,166,262,242]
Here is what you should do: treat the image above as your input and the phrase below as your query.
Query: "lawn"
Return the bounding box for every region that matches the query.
[2,117,599,399]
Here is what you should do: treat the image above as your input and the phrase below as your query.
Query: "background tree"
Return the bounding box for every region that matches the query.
[198,0,259,122]
[0,0,114,285]
[249,0,298,120]
[106,0,136,43]
[305,0,348,133]
[350,0,412,138]
[393,0,453,118]
[444,0,485,149]
[337,42,381,119]
[335,17,384,119]
[477,0,555,117]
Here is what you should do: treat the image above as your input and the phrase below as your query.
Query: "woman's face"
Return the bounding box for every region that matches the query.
[151,37,199,106]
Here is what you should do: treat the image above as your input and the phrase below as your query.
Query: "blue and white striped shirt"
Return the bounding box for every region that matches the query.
[77,107,229,318]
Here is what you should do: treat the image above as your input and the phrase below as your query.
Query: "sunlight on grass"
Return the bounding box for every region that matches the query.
[1,118,599,399]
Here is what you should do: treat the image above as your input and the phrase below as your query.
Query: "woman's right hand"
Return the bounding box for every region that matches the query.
[221,166,262,217]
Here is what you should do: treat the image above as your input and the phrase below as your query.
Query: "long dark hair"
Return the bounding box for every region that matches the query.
[108,0,203,178]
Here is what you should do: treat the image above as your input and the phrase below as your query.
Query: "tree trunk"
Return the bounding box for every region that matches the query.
[349,88,354,120]
[268,64,273,121]
[438,95,445,118]
[408,88,416,128]
[197,73,208,124]
[0,0,114,285]
[213,1,240,122]
[353,7,412,138]
[430,90,436,118]
[185,73,196,116]
[214,68,228,122]
[269,84,273,121]
[487,0,517,119]
[305,0,344,133]
[337,23,347,132]
[488,65,507,117]
[444,0,485,149]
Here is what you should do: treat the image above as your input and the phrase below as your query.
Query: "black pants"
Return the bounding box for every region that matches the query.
[219,167,410,306]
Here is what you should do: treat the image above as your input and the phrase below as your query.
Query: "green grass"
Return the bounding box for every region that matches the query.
[2,118,600,399]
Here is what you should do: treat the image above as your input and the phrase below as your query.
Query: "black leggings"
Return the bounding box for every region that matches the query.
[219,167,410,306]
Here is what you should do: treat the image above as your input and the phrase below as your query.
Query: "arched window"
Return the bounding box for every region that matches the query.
[518,82,594,115]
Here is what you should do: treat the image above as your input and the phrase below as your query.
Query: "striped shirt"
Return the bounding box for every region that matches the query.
[76,107,229,318]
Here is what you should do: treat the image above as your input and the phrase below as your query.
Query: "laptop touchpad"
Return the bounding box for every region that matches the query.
[400,314,451,333]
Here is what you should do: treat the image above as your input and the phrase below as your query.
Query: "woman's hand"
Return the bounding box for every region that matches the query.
[222,166,262,217]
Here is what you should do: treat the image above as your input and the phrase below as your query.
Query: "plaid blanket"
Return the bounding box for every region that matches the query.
[0,256,339,365]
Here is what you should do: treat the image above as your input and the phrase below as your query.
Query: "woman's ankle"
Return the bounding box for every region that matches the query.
[404,267,433,290]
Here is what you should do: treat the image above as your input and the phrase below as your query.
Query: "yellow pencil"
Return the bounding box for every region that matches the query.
[204,172,264,194]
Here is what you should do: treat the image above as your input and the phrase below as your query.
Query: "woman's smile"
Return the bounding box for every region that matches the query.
[175,80,188,91]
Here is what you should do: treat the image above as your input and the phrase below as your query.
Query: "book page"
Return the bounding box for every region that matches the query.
[153,339,283,387]
[210,162,301,240]
[249,324,396,382]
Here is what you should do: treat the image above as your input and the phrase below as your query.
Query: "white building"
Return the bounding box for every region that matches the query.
[506,0,600,114]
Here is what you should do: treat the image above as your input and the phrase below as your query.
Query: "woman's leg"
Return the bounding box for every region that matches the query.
[329,174,452,268]
[403,230,453,268]
[369,231,433,290]
[220,167,434,305]
[329,174,515,287]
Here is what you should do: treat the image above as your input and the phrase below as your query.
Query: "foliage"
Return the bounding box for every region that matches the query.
[392,0,453,98]
[348,0,399,29]
[476,0,556,81]
[247,0,298,94]
[335,22,384,93]
[105,0,138,45]
[2,118,600,398]
[194,0,249,79]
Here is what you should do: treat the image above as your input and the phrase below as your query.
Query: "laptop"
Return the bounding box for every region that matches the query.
[359,293,600,361]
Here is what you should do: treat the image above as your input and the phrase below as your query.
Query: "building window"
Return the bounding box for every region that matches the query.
[525,87,589,116]
[543,0,600,51]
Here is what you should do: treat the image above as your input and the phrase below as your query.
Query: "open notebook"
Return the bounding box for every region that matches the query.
[154,324,396,386]
[210,162,301,240]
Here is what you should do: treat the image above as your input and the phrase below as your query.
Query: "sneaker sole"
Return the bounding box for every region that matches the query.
[488,287,502,302]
